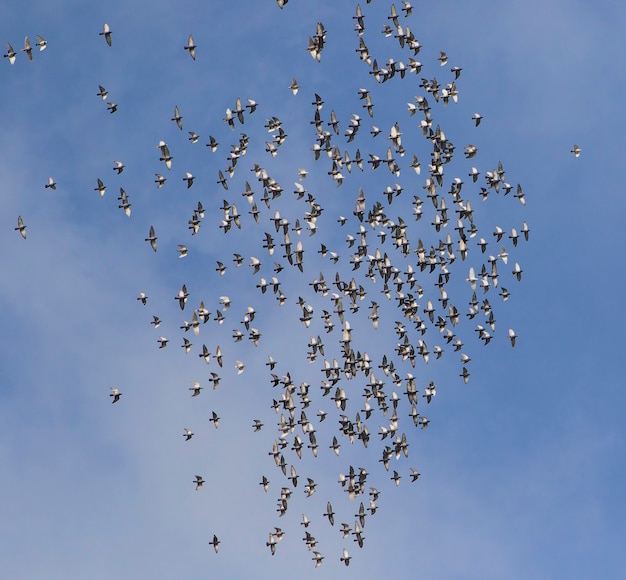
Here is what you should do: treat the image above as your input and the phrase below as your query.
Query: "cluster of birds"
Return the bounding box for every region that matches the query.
[3,35,46,64]
[10,1,577,569]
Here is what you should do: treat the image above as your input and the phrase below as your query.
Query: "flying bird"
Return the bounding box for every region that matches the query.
[15,216,27,239]
[145,226,157,252]
[22,37,33,61]
[100,23,112,46]
[172,106,183,130]
[35,35,47,51]
[184,35,196,60]
[209,535,220,553]
[4,43,16,64]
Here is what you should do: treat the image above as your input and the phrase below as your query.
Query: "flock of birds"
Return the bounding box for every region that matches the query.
[9,0,579,570]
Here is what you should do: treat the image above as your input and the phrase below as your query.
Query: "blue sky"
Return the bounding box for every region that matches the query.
[2,1,625,578]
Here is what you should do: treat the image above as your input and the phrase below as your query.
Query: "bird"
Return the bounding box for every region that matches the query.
[289,78,299,95]
[189,382,203,397]
[97,85,108,100]
[94,178,106,197]
[323,502,335,526]
[145,226,157,252]
[175,284,189,310]
[183,428,194,441]
[312,552,324,567]
[194,475,205,490]
[340,548,351,566]
[508,328,517,347]
[106,102,118,114]
[570,144,581,157]
[184,35,196,60]
[35,35,47,51]
[206,135,219,152]
[22,37,33,61]
[100,23,112,46]
[182,172,194,188]
[109,387,122,403]
[137,292,148,305]
[209,535,220,553]
[157,141,173,169]
[44,177,57,190]
[15,216,27,239]
[172,106,183,130]
[4,43,16,64]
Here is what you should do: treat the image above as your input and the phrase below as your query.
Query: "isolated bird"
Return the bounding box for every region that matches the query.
[172,106,183,130]
[189,382,202,397]
[100,23,112,46]
[184,35,196,60]
[209,535,220,553]
[15,216,27,239]
[145,226,157,252]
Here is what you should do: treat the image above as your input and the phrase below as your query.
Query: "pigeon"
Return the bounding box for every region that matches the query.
[145,226,157,252]
[15,216,27,239]
[22,37,33,61]
[100,23,112,46]
[35,35,47,51]
[184,34,196,60]
[209,535,220,553]
[4,43,16,64]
